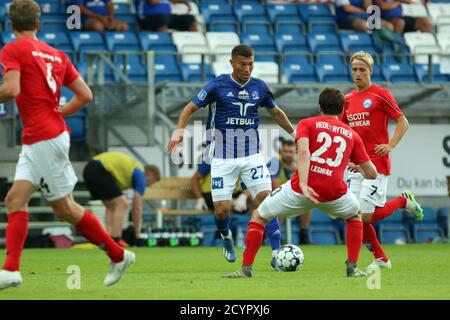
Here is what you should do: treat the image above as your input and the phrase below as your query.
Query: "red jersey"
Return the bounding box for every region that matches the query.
[339,84,403,176]
[291,116,370,202]
[0,37,80,145]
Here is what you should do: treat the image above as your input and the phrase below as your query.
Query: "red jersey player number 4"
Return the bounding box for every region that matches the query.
[0,37,79,145]
[290,116,370,202]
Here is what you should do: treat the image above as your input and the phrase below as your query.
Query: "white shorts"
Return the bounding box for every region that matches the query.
[14,131,77,201]
[344,170,389,214]
[258,181,360,221]
[210,153,272,202]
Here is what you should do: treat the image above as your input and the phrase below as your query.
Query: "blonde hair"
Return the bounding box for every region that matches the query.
[350,51,374,71]
[8,0,41,32]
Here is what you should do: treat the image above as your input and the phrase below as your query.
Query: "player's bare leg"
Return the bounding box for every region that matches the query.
[103,195,130,247]
[214,200,236,262]
[0,180,36,290]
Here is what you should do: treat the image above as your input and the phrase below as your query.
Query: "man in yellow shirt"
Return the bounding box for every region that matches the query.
[83,151,160,247]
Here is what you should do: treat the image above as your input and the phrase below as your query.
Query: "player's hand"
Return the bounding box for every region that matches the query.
[374,143,393,156]
[348,162,362,173]
[167,128,184,152]
[300,183,320,204]
[195,198,209,211]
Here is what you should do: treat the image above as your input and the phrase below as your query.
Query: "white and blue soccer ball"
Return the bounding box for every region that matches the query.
[275,244,304,272]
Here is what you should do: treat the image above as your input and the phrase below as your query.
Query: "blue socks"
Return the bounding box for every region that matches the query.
[265,217,281,251]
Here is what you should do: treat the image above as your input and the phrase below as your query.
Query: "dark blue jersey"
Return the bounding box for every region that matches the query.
[192,74,276,159]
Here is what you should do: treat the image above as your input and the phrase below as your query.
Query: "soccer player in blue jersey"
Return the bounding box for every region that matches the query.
[168,45,296,269]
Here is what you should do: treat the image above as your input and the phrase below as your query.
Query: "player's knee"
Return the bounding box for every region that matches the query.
[5,192,26,212]
[117,197,129,212]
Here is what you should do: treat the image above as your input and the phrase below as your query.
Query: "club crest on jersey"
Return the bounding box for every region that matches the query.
[363,99,373,109]
[197,89,207,101]
[251,91,259,100]
[238,90,249,100]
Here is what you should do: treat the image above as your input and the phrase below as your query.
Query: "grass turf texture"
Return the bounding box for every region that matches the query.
[0,244,449,299]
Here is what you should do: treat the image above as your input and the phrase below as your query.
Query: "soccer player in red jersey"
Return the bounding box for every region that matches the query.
[224,88,378,278]
[341,51,424,271]
[0,0,134,290]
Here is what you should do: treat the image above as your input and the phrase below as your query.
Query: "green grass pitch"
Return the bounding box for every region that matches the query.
[0,244,449,300]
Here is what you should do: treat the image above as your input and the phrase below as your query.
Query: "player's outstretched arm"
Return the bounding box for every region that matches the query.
[358,160,378,180]
[60,77,93,117]
[167,101,199,152]
[297,137,320,204]
[0,70,20,103]
[266,106,296,138]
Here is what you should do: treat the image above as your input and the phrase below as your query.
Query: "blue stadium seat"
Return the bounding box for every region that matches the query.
[316,52,346,65]
[39,16,69,33]
[316,63,351,83]
[266,3,299,23]
[180,63,214,82]
[39,1,64,17]
[154,59,182,83]
[69,31,108,58]
[65,115,86,141]
[38,31,73,51]
[378,210,411,244]
[307,32,341,52]
[381,63,418,83]
[208,20,239,33]
[275,32,308,53]
[283,61,318,83]
[242,21,272,35]
[139,32,177,53]
[0,31,16,45]
[234,1,267,23]
[77,59,115,83]
[413,207,445,243]
[240,32,278,62]
[299,3,333,23]
[200,0,235,24]
[414,64,450,83]
[309,209,341,245]
[114,54,147,83]
[104,32,141,52]
[284,54,313,65]
[308,20,337,34]
[339,32,375,54]
[368,64,384,82]
[60,86,74,107]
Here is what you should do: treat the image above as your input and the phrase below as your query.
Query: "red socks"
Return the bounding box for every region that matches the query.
[242,221,265,267]
[363,223,388,262]
[371,196,406,223]
[346,219,363,263]
[75,211,124,263]
[3,211,28,271]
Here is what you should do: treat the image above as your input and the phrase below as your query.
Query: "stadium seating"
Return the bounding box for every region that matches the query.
[437,208,448,237]
[427,2,450,25]
[381,63,418,83]
[309,209,341,245]
[307,33,341,53]
[401,3,428,18]
[275,32,309,53]
[299,3,334,24]
[316,63,351,83]
[404,32,442,64]
[415,64,450,83]
[413,207,445,243]
[205,32,240,61]
[104,32,141,52]
[38,31,73,52]
[282,61,318,83]
[69,32,108,58]
[241,32,278,62]
[179,63,214,82]
[172,31,210,63]
[252,61,279,83]
[114,54,147,83]
[139,32,177,53]
[212,60,232,76]
[266,3,299,24]
[339,32,375,55]
[378,210,411,244]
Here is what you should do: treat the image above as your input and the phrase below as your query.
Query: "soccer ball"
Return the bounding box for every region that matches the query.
[275,244,304,272]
